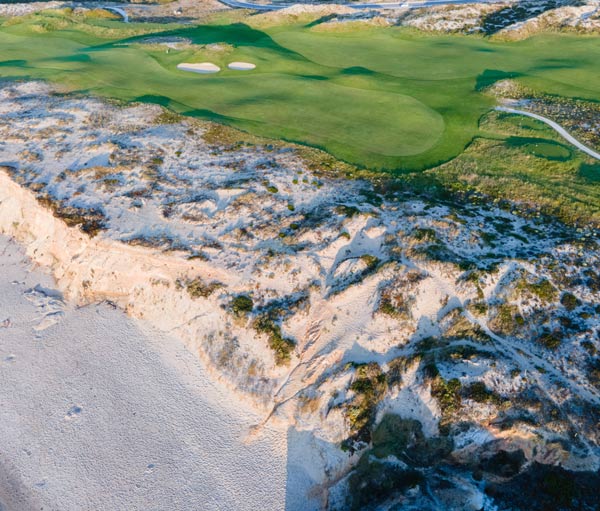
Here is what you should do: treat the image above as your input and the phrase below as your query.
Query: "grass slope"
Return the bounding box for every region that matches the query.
[0,10,599,172]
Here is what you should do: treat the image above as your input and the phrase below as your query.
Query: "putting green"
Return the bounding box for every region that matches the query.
[0,10,599,171]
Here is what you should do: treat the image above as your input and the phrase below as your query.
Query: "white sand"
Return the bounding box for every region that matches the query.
[0,235,296,511]
[228,61,256,71]
[177,62,220,74]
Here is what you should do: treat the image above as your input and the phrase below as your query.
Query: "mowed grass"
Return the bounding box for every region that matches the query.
[0,10,599,171]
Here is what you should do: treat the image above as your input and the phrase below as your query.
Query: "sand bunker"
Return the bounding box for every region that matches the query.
[228,62,256,71]
[177,62,220,74]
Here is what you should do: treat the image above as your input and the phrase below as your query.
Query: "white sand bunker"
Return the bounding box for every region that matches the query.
[228,62,256,71]
[177,62,220,74]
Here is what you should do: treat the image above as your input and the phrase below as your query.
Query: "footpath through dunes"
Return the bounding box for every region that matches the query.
[0,234,321,511]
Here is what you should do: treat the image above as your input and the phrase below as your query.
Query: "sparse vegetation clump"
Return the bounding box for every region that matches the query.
[412,227,438,242]
[153,109,183,125]
[264,183,278,194]
[342,363,387,451]
[125,234,179,249]
[489,303,524,336]
[536,329,562,350]
[37,195,106,237]
[425,363,462,431]
[230,294,253,318]
[432,375,462,421]
[464,381,505,405]
[443,312,492,343]
[518,277,558,303]
[184,278,223,299]
[360,254,380,272]
[335,204,360,218]
[253,314,295,365]
[385,357,410,388]
[560,292,581,312]
[377,288,412,320]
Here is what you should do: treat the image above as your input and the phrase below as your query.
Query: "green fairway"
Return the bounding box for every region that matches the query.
[0,10,599,170]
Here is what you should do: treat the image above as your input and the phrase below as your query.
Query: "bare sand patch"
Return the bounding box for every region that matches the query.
[228,62,256,71]
[177,62,220,74]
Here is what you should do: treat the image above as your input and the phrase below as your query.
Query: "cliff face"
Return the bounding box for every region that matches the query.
[1,81,599,510]
[0,169,254,382]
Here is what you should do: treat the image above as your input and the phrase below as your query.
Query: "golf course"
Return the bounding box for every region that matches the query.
[0,8,599,170]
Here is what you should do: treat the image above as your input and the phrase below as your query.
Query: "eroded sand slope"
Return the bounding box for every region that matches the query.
[0,235,316,511]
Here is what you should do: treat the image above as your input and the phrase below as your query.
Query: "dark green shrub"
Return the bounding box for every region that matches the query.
[537,330,562,350]
[560,292,580,311]
[231,294,253,317]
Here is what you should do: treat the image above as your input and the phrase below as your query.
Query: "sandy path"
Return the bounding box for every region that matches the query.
[0,235,305,511]
[103,6,129,22]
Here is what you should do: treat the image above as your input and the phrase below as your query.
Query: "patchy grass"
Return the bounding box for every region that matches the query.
[428,111,600,227]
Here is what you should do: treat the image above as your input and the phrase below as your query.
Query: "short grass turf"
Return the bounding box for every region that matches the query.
[0,10,599,171]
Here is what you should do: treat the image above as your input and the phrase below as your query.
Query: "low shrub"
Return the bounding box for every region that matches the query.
[230,294,253,317]
[253,315,295,365]
[185,278,222,299]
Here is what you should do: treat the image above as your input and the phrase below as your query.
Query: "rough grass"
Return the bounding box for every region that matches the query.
[428,111,600,226]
